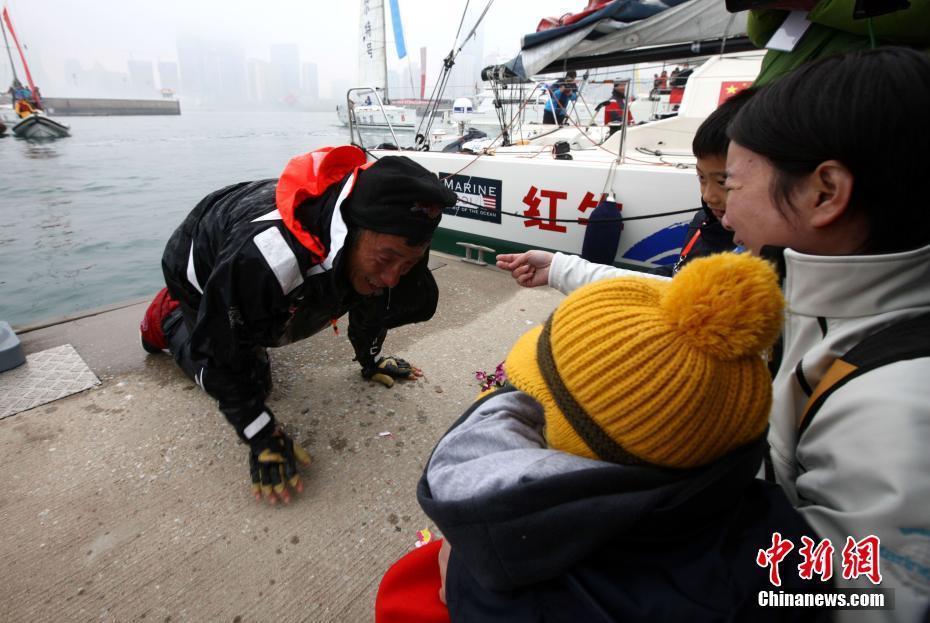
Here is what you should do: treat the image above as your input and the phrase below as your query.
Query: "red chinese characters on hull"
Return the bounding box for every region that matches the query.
[521,186,620,231]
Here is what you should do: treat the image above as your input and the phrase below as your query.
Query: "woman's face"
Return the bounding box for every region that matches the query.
[721,142,814,255]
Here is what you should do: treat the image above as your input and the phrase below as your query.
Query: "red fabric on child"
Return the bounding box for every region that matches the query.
[375,539,451,623]
[140,287,180,350]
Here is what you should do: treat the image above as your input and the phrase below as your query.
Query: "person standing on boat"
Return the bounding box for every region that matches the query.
[139,145,458,506]
[592,81,634,129]
[543,70,577,126]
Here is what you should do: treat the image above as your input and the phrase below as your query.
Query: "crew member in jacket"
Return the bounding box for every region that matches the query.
[418,254,829,622]
[140,146,458,505]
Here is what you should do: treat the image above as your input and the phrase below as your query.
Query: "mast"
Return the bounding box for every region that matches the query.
[0,10,20,86]
[381,0,389,103]
[2,7,41,107]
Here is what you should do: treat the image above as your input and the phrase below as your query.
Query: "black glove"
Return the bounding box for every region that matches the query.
[248,427,313,505]
[361,355,420,388]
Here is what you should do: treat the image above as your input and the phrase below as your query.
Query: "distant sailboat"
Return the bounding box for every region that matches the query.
[1,7,70,139]
[336,0,418,130]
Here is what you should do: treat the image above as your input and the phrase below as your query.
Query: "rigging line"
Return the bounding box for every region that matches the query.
[0,15,19,84]
[499,83,546,138]
[415,44,461,142]
[454,0,494,57]
[452,0,471,50]
[418,0,494,144]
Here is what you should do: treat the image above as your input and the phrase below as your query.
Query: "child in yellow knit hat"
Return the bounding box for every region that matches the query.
[416,253,830,622]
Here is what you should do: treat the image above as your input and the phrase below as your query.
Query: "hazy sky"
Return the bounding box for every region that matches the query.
[3,0,580,97]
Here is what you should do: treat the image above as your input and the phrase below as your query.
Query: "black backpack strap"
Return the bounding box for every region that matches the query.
[798,312,930,437]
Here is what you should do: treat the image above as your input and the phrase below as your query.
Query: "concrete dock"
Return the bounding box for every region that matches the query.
[0,252,563,622]
[42,97,181,116]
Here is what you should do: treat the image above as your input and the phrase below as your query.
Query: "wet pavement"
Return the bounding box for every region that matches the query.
[0,251,563,622]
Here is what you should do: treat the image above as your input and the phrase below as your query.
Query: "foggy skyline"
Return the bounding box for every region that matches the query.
[2,0,580,102]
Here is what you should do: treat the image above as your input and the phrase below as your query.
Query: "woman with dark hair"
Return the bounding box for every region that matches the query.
[723,47,930,621]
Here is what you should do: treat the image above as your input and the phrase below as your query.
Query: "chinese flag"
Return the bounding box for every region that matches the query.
[718,81,753,106]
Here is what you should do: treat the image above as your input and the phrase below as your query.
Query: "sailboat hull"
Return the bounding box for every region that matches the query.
[336,103,418,129]
[12,114,71,139]
[377,149,697,270]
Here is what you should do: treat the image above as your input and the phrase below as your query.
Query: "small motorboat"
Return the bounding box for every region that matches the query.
[12,111,71,139]
[3,7,70,139]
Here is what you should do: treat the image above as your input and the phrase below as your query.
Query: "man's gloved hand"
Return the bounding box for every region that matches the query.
[361,356,423,388]
[249,428,313,505]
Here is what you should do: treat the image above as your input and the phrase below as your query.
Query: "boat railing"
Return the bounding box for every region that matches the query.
[616,78,631,165]
[345,86,400,149]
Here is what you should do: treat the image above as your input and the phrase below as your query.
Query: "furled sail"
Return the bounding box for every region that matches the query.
[502,0,749,78]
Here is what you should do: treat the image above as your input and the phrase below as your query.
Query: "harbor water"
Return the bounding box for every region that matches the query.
[0,111,360,327]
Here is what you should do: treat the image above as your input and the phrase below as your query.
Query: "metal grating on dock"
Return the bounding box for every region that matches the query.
[0,344,100,419]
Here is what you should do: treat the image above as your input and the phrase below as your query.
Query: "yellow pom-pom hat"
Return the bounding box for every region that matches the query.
[505,253,784,469]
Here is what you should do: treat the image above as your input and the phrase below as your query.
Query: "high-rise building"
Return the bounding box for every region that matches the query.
[246,58,274,104]
[158,61,180,92]
[270,43,300,102]
[176,35,248,106]
[331,79,350,102]
[64,58,84,92]
[212,41,249,104]
[176,35,208,101]
[128,60,156,96]
[88,61,131,97]
[301,62,319,99]
[399,62,420,100]
[387,69,402,99]
[446,13,485,98]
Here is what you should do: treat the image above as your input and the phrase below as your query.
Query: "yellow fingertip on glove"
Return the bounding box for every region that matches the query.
[293,445,313,466]
[371,372,395,388]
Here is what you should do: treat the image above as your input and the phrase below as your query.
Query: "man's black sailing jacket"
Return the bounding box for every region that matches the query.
[160,146,438,443]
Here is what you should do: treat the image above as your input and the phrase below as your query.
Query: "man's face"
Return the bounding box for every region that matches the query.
[346,230,428,295]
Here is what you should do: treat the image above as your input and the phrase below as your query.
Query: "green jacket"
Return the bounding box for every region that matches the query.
[748,0,930,86]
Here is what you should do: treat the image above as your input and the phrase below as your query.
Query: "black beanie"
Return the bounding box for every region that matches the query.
[343,156,459,245]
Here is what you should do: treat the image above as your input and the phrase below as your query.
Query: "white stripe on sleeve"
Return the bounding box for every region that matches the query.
[243,411,272,440]
[253,227,304,295]
[187,242,204,294]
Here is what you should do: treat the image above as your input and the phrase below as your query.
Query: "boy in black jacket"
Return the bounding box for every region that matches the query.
[660,88,754,275]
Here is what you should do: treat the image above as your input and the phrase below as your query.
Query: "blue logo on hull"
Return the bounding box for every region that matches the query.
[623,223,688,266]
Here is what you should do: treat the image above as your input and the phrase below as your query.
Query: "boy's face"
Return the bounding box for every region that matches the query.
[696,155,729,221]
